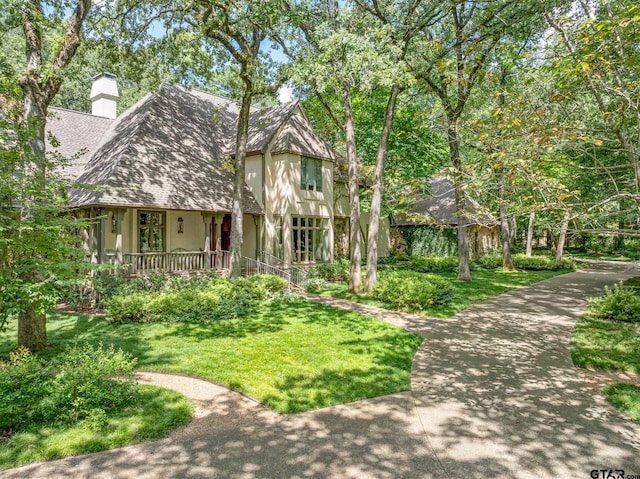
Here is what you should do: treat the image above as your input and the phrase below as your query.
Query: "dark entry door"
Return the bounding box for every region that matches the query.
[212,214,232,250]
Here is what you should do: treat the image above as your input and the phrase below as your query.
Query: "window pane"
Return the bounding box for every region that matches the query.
[308,159,316,191]
[301,158,307,190]
[315,160,322,192]
[293,217,298,227]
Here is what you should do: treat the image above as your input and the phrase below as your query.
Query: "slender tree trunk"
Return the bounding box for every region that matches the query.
[555,209,571,261]
[508,214,517,248]
[341,82,362,292]
[447,121,471,281]
[365,84,400,292]
[526,211,535,257]
[496,168,514,270]
[229,77,252,279]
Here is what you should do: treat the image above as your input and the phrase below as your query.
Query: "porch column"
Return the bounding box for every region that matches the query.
[215,214,223,270]
[202,213,213,270]
[97,208,106,265]
[114,208,125,267]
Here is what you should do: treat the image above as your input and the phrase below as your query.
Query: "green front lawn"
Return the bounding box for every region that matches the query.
[571,277,640,424]
[0,298,422,414]
[571,316,640,373]
[311,269,568,317]
[0,386,191,470]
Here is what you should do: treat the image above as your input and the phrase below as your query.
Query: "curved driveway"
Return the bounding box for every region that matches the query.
[5,262,640,478]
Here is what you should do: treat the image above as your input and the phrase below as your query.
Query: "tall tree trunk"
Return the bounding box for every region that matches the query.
[555,209,571,261]
[448,121,471,281]
[364,84,400,292]
[496,168,514,270]
[229,77,252,279]
[526,211,535,257]
[18,304,47,352]
[341,82,361,292]
[508,214,517,248]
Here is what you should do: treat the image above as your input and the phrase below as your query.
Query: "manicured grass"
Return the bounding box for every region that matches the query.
[311,269,569,317]
[571,315,640,372]
[0,385,191,470]
[602,383,640,423]
[0,298,422,414]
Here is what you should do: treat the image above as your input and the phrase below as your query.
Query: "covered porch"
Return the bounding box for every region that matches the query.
[81,207,263,276]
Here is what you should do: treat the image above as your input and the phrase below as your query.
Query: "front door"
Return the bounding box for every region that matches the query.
[212,214,232,251]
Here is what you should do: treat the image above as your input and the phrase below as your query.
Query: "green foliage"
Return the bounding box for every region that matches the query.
[586,282,640,323]
[0,384,191,470]
[0,118,90,332]
[0,343,137,434]
[400,227,458,257]
[309,258,351,281]
[474,254,576,271]
[372,271,455,312]
[104,275,286,323]
[602,383,640,424]
[475,255,503,269]
[408,255,458,273]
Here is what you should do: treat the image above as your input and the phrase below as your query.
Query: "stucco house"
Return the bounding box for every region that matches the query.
[47,73,381,276]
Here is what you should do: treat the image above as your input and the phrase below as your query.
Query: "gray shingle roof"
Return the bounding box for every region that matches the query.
[68,84,262,214]
[46,108,114,179]
[392,176,497,227]
[57,83,336,214]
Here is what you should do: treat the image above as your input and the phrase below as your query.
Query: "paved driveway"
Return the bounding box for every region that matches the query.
[5,262,640,478]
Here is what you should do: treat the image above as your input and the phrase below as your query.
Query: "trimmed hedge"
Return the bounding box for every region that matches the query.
[372,271,455,312]
[409,255,458,273]
[474,254,576,271]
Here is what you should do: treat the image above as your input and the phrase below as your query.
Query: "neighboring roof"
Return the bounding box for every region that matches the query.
[392,176,497,227]
[47,108,114,179]
[68,84,262,214]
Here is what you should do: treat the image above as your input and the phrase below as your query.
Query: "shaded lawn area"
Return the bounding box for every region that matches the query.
[0,298,422,414]
[0,386,191,471]
[313,269,568,317]
[571,316,640,373]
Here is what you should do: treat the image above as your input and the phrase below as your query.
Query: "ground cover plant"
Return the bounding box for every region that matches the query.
[0,299,422,416]
[308,263,571,317]
[0,344,191,470]
[571,276,640,424]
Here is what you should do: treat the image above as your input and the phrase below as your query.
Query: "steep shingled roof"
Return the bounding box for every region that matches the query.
[47,108,114,180]
[53,83,336,214]
[67,84,262,214]
[392,176,497,227]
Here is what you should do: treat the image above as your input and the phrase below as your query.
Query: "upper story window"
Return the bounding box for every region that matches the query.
[139,211,165,253]
[300,157,323,192]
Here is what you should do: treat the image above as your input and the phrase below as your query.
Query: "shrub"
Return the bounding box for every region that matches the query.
[234,274,288,300]
[475,255,502,269]
[587,282,640,323]
[372,271,455,312]
[104,276,286,323]
[401,226,457,257]
[0,344,137,434]
[310,258,351,281]
[408,256,458,273]
[474,254,576,271]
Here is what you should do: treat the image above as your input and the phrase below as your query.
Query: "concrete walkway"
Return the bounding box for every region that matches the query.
[5,262,640,478]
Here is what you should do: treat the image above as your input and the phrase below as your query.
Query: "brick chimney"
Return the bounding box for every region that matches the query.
[90,73,119,119]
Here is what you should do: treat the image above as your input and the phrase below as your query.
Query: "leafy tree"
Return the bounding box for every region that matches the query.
[1,0,95,351]
[282,2,404,291]
[410,0,558,279]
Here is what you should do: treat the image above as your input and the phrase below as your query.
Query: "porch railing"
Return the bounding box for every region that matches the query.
[105,250,230,275]
[251,252,310,289]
